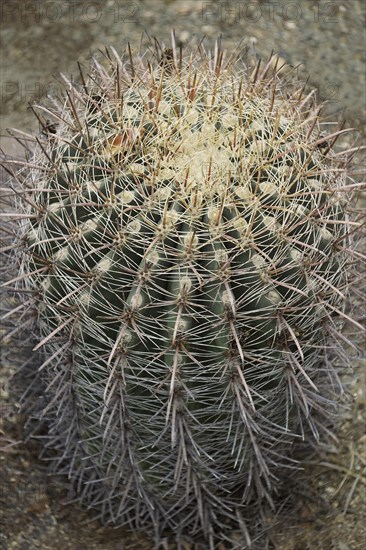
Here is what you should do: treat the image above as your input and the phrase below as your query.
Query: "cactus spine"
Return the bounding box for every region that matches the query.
[1,37,364,548]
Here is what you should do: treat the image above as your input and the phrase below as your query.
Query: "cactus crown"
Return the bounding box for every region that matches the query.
[1,35,364,549]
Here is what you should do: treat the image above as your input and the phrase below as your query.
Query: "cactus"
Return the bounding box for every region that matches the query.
[1,37,364,548]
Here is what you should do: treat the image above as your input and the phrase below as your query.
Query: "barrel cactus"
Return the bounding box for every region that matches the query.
[1,37,364,548]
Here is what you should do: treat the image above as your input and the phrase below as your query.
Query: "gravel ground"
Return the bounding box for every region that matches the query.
[1,1,365,549]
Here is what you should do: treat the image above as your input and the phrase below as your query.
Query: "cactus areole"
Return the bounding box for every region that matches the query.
[2,37,362,548]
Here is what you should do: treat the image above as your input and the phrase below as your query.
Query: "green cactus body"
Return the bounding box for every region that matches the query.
[2,39,361,548]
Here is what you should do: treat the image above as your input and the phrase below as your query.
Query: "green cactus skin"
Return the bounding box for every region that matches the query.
[1,37,364,548]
